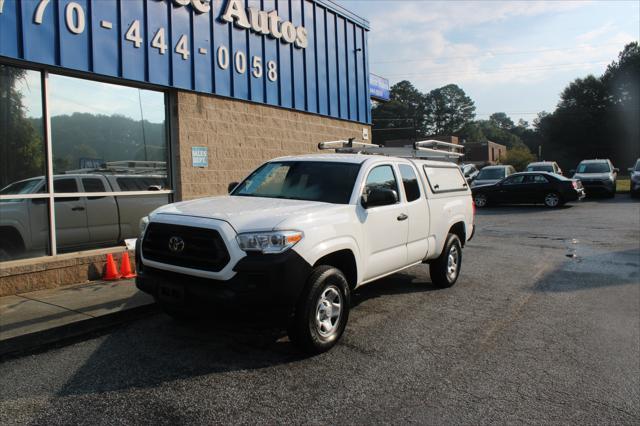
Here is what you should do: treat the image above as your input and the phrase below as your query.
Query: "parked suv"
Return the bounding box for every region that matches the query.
[471,165,516,187]
[572,159,618,197]
[526,161,563,175]
[629,159,640,198]
[136,152,475,353]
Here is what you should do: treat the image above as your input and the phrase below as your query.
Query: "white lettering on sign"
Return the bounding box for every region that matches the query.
[221,0,308,49]
[166,0,211,14]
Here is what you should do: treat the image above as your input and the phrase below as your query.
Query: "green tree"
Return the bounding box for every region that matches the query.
[372,80,429,144]
[424,84,476,134]
[489,112,515,130]
[0,66,45,189]
[502,146,536,171]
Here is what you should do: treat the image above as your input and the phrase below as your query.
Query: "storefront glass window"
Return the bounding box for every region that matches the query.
[0,65,171,261]
[0,65,49,261]
[48,74,170,254]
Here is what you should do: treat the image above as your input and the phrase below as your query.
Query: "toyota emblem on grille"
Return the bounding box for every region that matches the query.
[168,236,185,253]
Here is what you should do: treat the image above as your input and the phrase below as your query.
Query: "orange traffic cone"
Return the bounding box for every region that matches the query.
[103,253,122,281]
[120,252,136,279]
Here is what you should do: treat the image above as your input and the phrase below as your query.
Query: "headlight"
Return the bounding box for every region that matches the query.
[139,216,149,236]
[236,231,303,254]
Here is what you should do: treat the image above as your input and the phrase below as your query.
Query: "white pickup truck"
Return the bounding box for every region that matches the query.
[136,142,475,353]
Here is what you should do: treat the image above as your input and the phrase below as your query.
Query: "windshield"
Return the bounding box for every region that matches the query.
[232,161,361,204]
[0,179,43,195]
[527,165,553,173]
[477,168,505,180]
[577,162,610,173]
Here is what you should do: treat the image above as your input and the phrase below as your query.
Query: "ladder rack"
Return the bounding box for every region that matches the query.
[318,138,465,162]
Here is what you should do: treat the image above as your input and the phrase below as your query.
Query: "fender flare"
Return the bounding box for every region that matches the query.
[299,236,363,285]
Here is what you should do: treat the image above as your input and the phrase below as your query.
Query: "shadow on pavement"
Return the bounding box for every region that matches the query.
[476,205,573,216]
[48,270,440,398]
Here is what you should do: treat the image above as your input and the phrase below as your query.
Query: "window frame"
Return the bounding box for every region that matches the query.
[0,64,173,258]
[398,163,422,203]
[422,164,468,194]
[361,164,401,205]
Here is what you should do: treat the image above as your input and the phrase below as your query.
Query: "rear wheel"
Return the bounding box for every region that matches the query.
[473,193,488,208]
[429,233,462,288]
[544,192,561,208]
[288,265,350,354]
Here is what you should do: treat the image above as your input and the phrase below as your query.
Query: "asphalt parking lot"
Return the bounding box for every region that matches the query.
[0,197,638,424]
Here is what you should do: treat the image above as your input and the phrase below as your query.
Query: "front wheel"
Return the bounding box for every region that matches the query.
[288,265,350,354]
[429,233,462,288]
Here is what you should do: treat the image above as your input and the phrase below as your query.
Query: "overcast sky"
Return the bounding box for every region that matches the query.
[337,0,639,124]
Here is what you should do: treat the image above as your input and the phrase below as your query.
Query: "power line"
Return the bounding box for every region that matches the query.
[381,60,611,78]
[370,42,626,65]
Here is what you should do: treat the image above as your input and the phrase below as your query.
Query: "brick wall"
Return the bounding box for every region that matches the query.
[174,92,371,200]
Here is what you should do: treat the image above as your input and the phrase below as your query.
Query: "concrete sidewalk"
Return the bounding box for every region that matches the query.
[0,280,157,358]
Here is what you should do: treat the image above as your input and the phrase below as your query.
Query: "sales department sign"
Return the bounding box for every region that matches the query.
[0,0,372,124]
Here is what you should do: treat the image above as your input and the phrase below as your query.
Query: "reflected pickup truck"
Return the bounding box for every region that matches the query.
[136,154,475,353]
[0,174,167,260]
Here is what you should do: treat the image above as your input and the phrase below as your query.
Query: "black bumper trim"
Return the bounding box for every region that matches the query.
[135,239,312,311]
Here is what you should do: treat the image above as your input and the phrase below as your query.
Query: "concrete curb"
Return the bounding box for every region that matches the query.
[0,302,159,360]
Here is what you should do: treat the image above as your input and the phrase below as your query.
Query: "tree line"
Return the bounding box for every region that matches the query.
[372,42,639,172]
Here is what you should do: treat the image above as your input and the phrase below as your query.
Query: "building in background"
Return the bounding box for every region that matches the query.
[0,0,371,294]
[463,141,507,167]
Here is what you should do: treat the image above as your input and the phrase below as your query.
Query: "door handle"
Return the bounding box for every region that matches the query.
[71,206,85,211]
[397,213,408,221]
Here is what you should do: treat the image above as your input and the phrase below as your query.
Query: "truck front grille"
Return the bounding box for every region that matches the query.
[142,223,230,272]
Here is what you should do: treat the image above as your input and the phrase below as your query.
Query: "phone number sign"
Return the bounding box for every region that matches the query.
[0,0,372,123]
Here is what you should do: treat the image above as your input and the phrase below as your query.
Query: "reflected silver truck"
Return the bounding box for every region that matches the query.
[0,174,168,260]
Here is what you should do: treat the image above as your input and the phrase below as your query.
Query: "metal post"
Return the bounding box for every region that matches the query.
[42,71,57,256]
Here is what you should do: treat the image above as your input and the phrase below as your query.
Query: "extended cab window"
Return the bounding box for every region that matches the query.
[233,161,361,204]
[82,178,106,192]
[423,166,467,193]
[364,165,399,200]
[399,164,421,202]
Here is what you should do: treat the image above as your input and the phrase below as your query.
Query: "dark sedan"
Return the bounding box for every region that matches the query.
[472,172,585,208]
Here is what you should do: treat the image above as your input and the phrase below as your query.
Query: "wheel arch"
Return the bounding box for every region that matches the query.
[313,249,358,290]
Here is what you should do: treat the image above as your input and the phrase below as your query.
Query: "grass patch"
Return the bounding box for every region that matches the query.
[617,178,630,193]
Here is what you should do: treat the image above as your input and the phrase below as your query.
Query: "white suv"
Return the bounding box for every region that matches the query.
[136,150,475,353]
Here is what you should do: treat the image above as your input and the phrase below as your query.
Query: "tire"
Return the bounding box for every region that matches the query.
[0,247,11,262]
[473,193,488,208]
[429,233,462,288]
[288,265,350,354]
[544,192,561,208]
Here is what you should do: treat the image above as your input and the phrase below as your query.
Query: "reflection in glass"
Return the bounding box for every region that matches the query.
[0,199,50,261]
[0,65,45,192]
[48,74,169,189]
[55,194,170,254]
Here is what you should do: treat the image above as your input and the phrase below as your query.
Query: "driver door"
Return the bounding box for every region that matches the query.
[359,164,409,281]
[498,174,526,204]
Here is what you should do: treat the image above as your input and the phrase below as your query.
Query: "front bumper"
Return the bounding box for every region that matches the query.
[135,239,312,312]
[581,180,615,194]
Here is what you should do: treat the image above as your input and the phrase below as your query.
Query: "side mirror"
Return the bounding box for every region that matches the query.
[228,181,239,194]
[613,168,619,173]
[361,188,398,209]
[569,169,576,175]
[629,168,634,173]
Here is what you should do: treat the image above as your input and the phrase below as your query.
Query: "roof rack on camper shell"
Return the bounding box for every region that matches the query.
[318,138,465,161]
